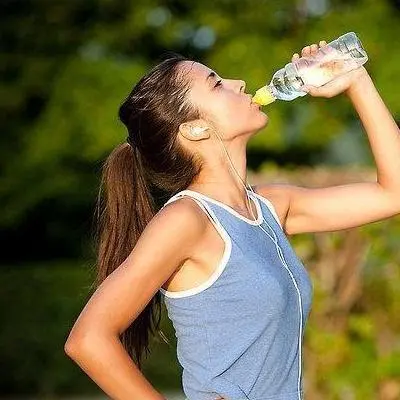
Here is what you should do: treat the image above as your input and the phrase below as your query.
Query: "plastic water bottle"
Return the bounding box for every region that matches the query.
[252,32,368,105]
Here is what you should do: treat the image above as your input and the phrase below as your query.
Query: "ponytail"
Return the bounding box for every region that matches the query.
[93,142,169,370]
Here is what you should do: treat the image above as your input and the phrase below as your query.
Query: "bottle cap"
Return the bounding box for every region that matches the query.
[252,86,276,106]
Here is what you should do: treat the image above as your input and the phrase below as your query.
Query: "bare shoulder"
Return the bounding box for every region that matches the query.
[251,183,295,232]
[151,196,209,248]
[124,195,211,280]
[155,195,209,225]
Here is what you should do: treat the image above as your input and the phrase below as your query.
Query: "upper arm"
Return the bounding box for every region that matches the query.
[255,182,400,236]
[67,198,207,341]
[252,184,291,233]
[285,182,400,234]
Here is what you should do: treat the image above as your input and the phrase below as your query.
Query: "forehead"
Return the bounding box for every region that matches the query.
[178,61,218,96]
[180,60,214,79]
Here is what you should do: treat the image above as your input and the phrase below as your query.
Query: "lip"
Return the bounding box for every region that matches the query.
[246,94,261,109]
[244,94,262,112]
[251,100,262,110]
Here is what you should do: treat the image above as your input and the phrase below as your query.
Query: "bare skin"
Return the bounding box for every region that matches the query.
[256,42,400,236]
[65,40,400,400]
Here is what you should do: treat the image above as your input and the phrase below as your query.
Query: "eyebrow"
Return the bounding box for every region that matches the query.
[206,71,217,82]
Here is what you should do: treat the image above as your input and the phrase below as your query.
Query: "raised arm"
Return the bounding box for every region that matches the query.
[255,41,400,236]
[64,198,207,399]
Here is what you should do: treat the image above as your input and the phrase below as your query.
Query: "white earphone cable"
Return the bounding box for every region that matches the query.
[209,127,304,400]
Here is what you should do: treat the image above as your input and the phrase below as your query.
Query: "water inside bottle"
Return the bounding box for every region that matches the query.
[294,46,361,87]
[259,32,368,103]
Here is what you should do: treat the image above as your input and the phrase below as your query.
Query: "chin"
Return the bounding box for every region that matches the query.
[240,112,269,136]
[257,111,269,128]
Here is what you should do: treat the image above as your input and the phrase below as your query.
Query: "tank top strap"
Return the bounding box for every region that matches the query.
[161,190,226,237]
[250,190,283,229]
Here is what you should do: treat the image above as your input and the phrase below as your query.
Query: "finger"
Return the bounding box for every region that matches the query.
[318,40,331,55]
[292,52,300,61]
[301,45,311,57]
[301,84,319,94]
[310,43,319,55]
[301,85,310,93]
[301,84,331,98]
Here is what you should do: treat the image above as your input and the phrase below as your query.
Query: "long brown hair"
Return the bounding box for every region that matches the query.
[93,52,204,370]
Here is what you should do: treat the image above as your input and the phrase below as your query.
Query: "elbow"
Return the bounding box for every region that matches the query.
[64,329,92,359]
[64,327,115,359]
[64,335,83,359]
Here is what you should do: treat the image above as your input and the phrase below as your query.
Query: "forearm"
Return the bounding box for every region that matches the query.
[345,72,400,192]
[66,333,165,400]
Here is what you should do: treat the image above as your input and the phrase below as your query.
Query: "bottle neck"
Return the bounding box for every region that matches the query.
[267,84,278,100]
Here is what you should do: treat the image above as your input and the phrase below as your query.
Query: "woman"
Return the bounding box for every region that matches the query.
[64,40,400,400]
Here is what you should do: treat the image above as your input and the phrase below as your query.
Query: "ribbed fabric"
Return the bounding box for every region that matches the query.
[159,189,313,400]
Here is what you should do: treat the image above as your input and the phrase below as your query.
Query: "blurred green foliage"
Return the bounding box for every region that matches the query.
[1,0,399,263]
[1,0,399,398]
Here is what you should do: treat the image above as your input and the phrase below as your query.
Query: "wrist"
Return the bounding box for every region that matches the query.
[345,67,373,97]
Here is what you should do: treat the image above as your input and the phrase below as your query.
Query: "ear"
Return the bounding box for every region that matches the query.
[179,121,210,142]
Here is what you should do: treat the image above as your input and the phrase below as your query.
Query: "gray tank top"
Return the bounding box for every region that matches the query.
[159,188,313,400]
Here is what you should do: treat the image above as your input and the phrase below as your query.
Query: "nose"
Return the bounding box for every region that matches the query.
[239,80,246,93]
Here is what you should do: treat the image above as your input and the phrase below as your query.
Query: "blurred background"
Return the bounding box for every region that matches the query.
[1,0,399,399]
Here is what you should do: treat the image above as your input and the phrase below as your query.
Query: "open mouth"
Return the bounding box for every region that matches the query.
[251,101,262,109]
[246,94,262,110]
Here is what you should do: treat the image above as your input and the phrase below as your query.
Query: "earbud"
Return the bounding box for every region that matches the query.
[191,126,209,135]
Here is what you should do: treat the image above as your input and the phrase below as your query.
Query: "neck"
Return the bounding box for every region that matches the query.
[188,140,250,209]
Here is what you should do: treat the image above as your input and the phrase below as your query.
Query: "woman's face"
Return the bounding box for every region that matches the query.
[182,61,269,139]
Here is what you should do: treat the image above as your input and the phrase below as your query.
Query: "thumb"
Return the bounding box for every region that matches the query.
[300,85,316,94]
[301,84,327,97]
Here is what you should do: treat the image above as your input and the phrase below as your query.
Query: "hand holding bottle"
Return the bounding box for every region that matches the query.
[294,40,370,98]
[252,32,369,105]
